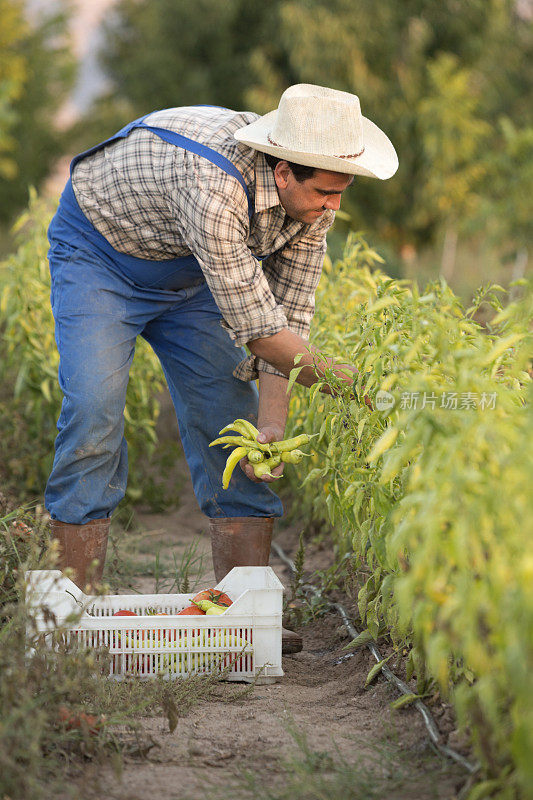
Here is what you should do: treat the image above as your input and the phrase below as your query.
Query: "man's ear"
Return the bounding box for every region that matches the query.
[273,160,291,190]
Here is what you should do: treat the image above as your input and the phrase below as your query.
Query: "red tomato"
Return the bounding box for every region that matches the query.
[9,521,33,540]
[192,589,232,607]
[178,606,205,616]
[176,605,205,637]
[57,705,104,734]
[113,609,142,646]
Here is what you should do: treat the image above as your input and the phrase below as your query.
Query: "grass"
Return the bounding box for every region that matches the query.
[153,536,209,594]
[181,713,462,800]
[103,516,210,595]
[280,529,362,631]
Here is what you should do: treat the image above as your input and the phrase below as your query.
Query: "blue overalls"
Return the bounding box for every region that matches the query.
[45,113,284,525]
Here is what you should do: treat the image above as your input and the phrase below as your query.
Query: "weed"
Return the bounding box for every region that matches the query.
[208,714,455,800]
[161,537,208,594]
[0,502,52,612]
[282,531,306,629]
[282,536,359,630]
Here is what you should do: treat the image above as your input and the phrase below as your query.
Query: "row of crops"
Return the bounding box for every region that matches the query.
[285,235,532,799]
[0,192,166,502]
[0,199,531,798]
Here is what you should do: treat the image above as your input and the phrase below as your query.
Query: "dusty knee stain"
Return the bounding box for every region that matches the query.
[74,443,108,458]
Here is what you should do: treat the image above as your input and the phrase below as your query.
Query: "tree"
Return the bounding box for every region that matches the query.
[415,54,491,278]
[100,0,284,117]
[71,0,287,158]
[88,0,532,273]
[0,0,27,180]
[243,0,532,253]
[475,118,533,293]
[0,1,74,224]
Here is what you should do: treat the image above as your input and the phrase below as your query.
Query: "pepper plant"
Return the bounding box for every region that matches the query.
[285,234,532,799]
[0,191,166,502]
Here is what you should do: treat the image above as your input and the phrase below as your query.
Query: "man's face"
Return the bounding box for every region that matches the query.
[273,161,354,224]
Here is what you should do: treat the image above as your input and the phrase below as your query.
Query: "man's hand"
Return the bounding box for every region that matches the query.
[240,372,289,485]
[239,424,285,484]
[248,329,374,408]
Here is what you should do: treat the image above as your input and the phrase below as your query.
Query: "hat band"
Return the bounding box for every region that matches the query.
[267,133,365,159]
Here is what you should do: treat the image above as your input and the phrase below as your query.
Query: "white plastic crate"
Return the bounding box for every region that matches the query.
[25,566,284,684]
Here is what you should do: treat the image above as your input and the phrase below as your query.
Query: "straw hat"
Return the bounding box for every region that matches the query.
[234,83,398,180]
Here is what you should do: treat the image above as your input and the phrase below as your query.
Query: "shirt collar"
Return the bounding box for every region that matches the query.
[253,152,282,213]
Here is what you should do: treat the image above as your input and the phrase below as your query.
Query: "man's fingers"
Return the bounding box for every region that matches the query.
[239,456,272,484]
[239,455,285,484]
[239,456,259,482]
[261,463,284,483]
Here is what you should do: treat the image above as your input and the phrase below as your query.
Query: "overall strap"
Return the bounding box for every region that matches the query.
[70,112,254,219]
[136,122,254,219]
[69,113,152,175]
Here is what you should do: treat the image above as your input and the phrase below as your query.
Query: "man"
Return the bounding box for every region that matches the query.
[45,83,398,654]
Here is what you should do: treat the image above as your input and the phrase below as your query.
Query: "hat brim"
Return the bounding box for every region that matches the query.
[234,109,399,180]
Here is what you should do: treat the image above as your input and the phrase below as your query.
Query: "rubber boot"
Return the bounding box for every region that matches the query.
[50,518,110,592]
[209,517,303,655]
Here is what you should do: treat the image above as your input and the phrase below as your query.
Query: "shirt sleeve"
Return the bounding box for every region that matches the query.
[170,183,289,347]
[251,209,336,379]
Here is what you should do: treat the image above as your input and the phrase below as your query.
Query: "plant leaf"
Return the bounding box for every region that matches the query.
[389,692,420,710]
[365,655,392,687]
[343,628,373,650]
[366,428,398,463]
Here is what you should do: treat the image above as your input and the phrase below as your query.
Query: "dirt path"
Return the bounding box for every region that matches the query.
[75,429,470,800]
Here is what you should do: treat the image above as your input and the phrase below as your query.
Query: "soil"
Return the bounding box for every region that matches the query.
[69,406,473,800]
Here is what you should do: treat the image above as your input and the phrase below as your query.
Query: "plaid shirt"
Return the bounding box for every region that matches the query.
[72,106,335,381]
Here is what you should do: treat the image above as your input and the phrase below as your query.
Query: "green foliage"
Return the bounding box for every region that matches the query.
[85,0,284,142]
[415,53,491,228]
[245,0,533,251]
[0,0,27,180]
[477,118,533,252]
[0,192,168,505]
[0,0,74,224]
[286,235,533,797]
[93,0,533,267]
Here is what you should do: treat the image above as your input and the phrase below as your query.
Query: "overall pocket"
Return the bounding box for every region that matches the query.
[135,253,206,292]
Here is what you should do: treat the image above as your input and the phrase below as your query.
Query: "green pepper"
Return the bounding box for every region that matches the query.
[222,446,247,489]
[269,433,316,453]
